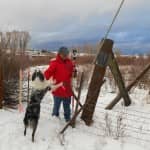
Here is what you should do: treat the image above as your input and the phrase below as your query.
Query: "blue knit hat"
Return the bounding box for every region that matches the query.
[58,47,69,55]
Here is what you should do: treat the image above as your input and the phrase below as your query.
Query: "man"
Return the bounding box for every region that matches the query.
[44,47,74,122]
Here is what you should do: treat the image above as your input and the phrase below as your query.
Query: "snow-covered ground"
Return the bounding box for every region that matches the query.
[0,65,150,150]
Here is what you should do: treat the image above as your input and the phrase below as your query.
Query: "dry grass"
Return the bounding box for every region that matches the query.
[76,55,94,65]
[105,55,150,91]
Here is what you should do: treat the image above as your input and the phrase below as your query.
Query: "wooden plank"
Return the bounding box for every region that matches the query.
[60,105,85,134]
[108,52,131,106]
[81,39,113,125]
[106,63,150,109]
[72,72,84,127]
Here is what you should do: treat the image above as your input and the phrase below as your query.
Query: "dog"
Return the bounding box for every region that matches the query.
[23,70,62,142]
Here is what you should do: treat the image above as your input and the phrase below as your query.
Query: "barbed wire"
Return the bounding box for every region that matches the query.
[97,106,150,121]
[92,122,150,145]
[96,120,150,136]
[87,102,150,119]
[41,100,150,125]
[95,110,149,124]
[74,120,150,145]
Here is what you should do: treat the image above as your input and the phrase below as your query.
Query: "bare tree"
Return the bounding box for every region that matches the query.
[18,31,30,53]
[0,30,31,109]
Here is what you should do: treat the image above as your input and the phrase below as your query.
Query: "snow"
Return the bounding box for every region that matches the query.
[0,65,150,150]
[102,139,145,150]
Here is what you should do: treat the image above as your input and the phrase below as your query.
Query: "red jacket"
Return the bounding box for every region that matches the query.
[44,54,74,98]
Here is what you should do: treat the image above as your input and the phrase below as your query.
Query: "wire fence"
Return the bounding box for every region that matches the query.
[20,83,150,147]
[2,89,150,148]
[41,96,150,146]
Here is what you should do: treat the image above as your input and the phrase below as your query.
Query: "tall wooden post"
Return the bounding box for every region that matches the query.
[81,39,131,125]
[81,39,113,125]
[0,65,3,109]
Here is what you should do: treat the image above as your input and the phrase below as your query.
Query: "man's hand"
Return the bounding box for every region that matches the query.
[49,77,56,85]
[49,77,63,92]
[51,82,63,92]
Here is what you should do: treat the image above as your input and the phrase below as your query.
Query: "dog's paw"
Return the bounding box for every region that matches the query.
[32,136,35,142]
[24,129,26,136]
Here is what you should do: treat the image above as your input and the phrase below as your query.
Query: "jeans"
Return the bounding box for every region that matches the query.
[52,96,71,121]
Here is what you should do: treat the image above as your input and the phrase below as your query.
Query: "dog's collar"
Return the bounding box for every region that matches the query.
[28,102,40,107]
[31,88,43,92]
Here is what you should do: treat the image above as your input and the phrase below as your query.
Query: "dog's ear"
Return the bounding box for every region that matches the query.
[38,70,44,82]
[32,70,37,81]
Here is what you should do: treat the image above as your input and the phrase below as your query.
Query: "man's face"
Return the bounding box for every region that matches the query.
[60,53,69,60]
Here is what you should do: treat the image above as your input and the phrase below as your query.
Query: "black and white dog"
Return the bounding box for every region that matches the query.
[23,70,62,142]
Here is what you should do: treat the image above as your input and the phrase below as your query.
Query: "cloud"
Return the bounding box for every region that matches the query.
[0,0,114,30]
[0,0,150,53]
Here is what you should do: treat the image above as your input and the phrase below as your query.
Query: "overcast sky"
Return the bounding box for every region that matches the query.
[0,0,149,53]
